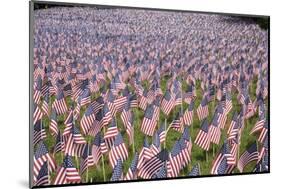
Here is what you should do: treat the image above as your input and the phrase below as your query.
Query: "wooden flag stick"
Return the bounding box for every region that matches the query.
[86,142,89,183]
[102,126,106,182]
[164,118,167,149]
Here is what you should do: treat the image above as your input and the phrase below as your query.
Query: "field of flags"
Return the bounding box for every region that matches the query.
[32,7,269,187]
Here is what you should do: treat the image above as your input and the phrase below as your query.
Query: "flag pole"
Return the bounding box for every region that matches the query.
[47,159,50,185]
[86,142,89,183]
[164,118,167,149]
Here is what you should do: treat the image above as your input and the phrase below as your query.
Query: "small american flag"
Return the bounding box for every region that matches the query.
[152,162,167,179]
[109,133,128,168]
[211,141,233,174]
[141,104,158,136]
[42,95,49,116]
[80,104,96,135]
[209,113,221,145]
[50,110,58,136]
[104,119,119,148]
[237,143,259,172]
[33,104,43,125]
[161,90,175,116]
[157,124,166,143]
[137,137,151,170]
[124,152,139,180]
[183,100,194,126]
[110,159,123,181]
[80,144,94,174]
[138,149,169,179]
[188,163,201,176]
[54,155,81,184]
[34,162,49,186]
[33,120,47,146]
[197,95,209,121]
[167,141,182,178]
[52,90,68,115]
[194,119,210,151]
[33,142,56,183]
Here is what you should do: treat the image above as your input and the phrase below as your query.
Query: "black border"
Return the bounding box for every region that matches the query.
[29,1,270,188]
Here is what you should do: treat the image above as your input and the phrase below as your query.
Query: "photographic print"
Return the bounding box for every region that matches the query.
[30,1,269,188]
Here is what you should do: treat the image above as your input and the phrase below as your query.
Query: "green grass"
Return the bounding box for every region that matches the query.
[36,75,267,184]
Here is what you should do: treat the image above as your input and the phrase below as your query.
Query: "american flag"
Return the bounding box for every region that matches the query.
[151,162,167,179]
[33,104,43,125]
[65,126,86,157]
[227,111,239,136]
[33,77,42,104]
[184,84,196,104]
[138,149,169,179]
[216,102,227,129]
[79,88,91,107]
[121,101,134,144]
[33,142,56,183]
[137,137,152,170]
[183,100,194,126]
[258,134,268,162]
[226,135,240,173]
[250,113,266,135]
[209,113,221,145]
[109,133,128,168]
[167,141,182,178]
[157,124,166,143]
[80,144,94,174]
[179,136,192,168]
[110,159,123,181]
[42,95,49,116]
[197,95,209,121]
[141,104,158,136]
[80,104,96,135]
[222,92,233,115]
[258,120,268,143]
[54,131,64,153]
[150,133,161,156]
[161,90,175,116]
[52,90,68,115]
[91,132,107,165]
[50,110,58,136]
[63,83,72,97]
[107,91,118,116]
[188,163,201,176]
[169,111,184,133]
[104,119,119,148]
[33,120,47,145]
[124,152,139,180]
[237,143,259,172]
[139,89,148,110]
[54,155,81,184]
[194,119,210,151]
[34,162,49,186]
[211,141,233,174]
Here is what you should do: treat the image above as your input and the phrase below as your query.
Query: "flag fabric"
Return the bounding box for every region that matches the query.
[33,142,56,182]
[109,133,129,168]
[104,119,119,148]
[151,162,167,179]
[33,104,43,125]
[258,120,268,143]
[211,141,233,174]
[110,159,123,181]
[209,113,221,145]
[216,102,227,129]
[137,137,152,170]
[91,132,107,165]
[54,155,81,184]
[167,141,183,178]
[157,124,166,143]
[141,104,158,136]
[33,120,47,145]
[121,101,134,144]
[150,133,161,156]
[80,144,94,174]
[34,162,49,186]
[138,149,169,179]
[183,100,194,126]
[161,90,175,116]
[52,90,68,115]
[80,104,96,135]
[169,111,184,133]
[124,153,139,180]
[194,119,211,151]
[65,126,86,157]
[80,88,91,107]
[42,95,50,116]
[197,96,209,121]
[54,131,64,153]
[258,135,268,162]
[50,110,59,136]
[237,143,259,172]
[188,163,201,176]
